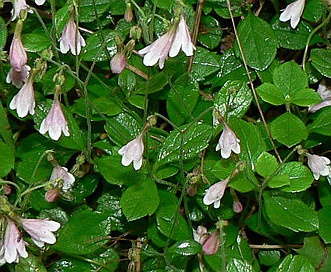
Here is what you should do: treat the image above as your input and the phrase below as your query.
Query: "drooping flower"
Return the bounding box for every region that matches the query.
[10,0,28,21]
[279,0,305,29]
[34,0,46,5]
[193,226,208,245]
[309,83,331,113]
[1,219,28,264]
[203,178,230,209]
[110,52,127,74]
[306,153,331,180]
[202,229,220,255]
[9,78,35,118]
[49,165,75,192]
[216,123,240,159]
[6,65,30,88]
[21,219,61,248]
[138,14,195,69]
[59,16,86,55]
[39,99,70,141]
[169,15,195,58]
[44,188,61,202]
[9,21,27,71]
[118,134,144,170]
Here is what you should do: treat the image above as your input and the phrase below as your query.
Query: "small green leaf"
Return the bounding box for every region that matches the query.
[151,0,174,9]
[168,240,202,256]
[53,209,110,255]
[258,250,281,266]
[255,151,278,178]
[0,16,7,51]
[263,193,319,232]
[120,179,160,221]
[198,16,222,49]
[279,162,314,192]
[291,88,322,106]
[0,140,14,178]
[311,49,331,78]
[22,33,51,52]
[318,206,331,243]
[273,255,315,272]
[166,74,200,126]
[268,174,290,189]
[226,258,254,272]
[308,107,331,136]
[214,80,252,120]
[79,0,111,22]
[296,236,325,268]
[256,83,284,106]
[15,254,47,272]
[270,112,308,147]
[237,13,277,70]
[157,123,213,166]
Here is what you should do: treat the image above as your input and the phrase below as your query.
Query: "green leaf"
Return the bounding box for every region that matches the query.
[212,49,248,87]
[311,49,331,78]
[237,13,277,70]
[151,0,174,9]
[120,179,160,221]
[255,151,278,178]
[81,30,120,62]
[213,80,252,120]
[22,33,51,52]
[166,74,200,126]
[53,209,110,255]
[303,0,328,23]
[155,190,190,241]
[0,140,14,177]
[273,61,308,97]
[308,107,331,136]
[157,123,213,166]
[279,162,314,192]
[296,236,325,268]
[95,156,145,186]
[273,255,315,272]
[268,174,291,189]
[226,258,254,272]
[290,88,322,106]
[15,254,47,272]
[79,0,111,22]
[271,18,322,50]
[263,193,319,232]
[191,47,220,82]
[198,16,222,49]
[318,206,331,243]
[256,83,284,106]
[0,16,7,51]
[270,112,308,147]
[258,250,281,266]
[0,101,14,152]
[168,240,202,256]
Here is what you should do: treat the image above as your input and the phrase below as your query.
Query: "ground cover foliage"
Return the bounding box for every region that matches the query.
[1,0,331,271]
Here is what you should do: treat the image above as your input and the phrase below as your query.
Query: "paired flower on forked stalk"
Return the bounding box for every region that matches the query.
[59,10,86,55]
[279,0,305,29]
[193,226,220,255]
[0,196,61,264]
[306,153,330,180]
[138,14,195,69]
[39,84,70,141]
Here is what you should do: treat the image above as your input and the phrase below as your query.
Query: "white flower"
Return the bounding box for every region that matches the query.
[9,35,27,72]
[216,123,240,159]
[203,178,230,209]
[21,219,61,248]
[138,14,195,69]
[9,78,35,118]
[309,83,331,113]
[35,0,46,5]
[1,219,28,264]
[306,153,331,180]
[6,65,30,88]
[50,165,75,192]
[59,17,86,55]
[169,15,195,57]
[118,134,144,170]
[39,99,70,141]
[10,0,28,21]
[138,31,175,69]
[279,0,305,29]
[110,52,127,74]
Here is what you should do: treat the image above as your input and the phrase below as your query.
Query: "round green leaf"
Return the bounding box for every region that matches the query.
[237,13,277,71]
[270,112,308,147]
[0,140,14,177]
[168,240,202,256]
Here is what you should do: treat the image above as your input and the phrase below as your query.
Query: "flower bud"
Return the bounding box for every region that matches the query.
[110,52,127,74]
